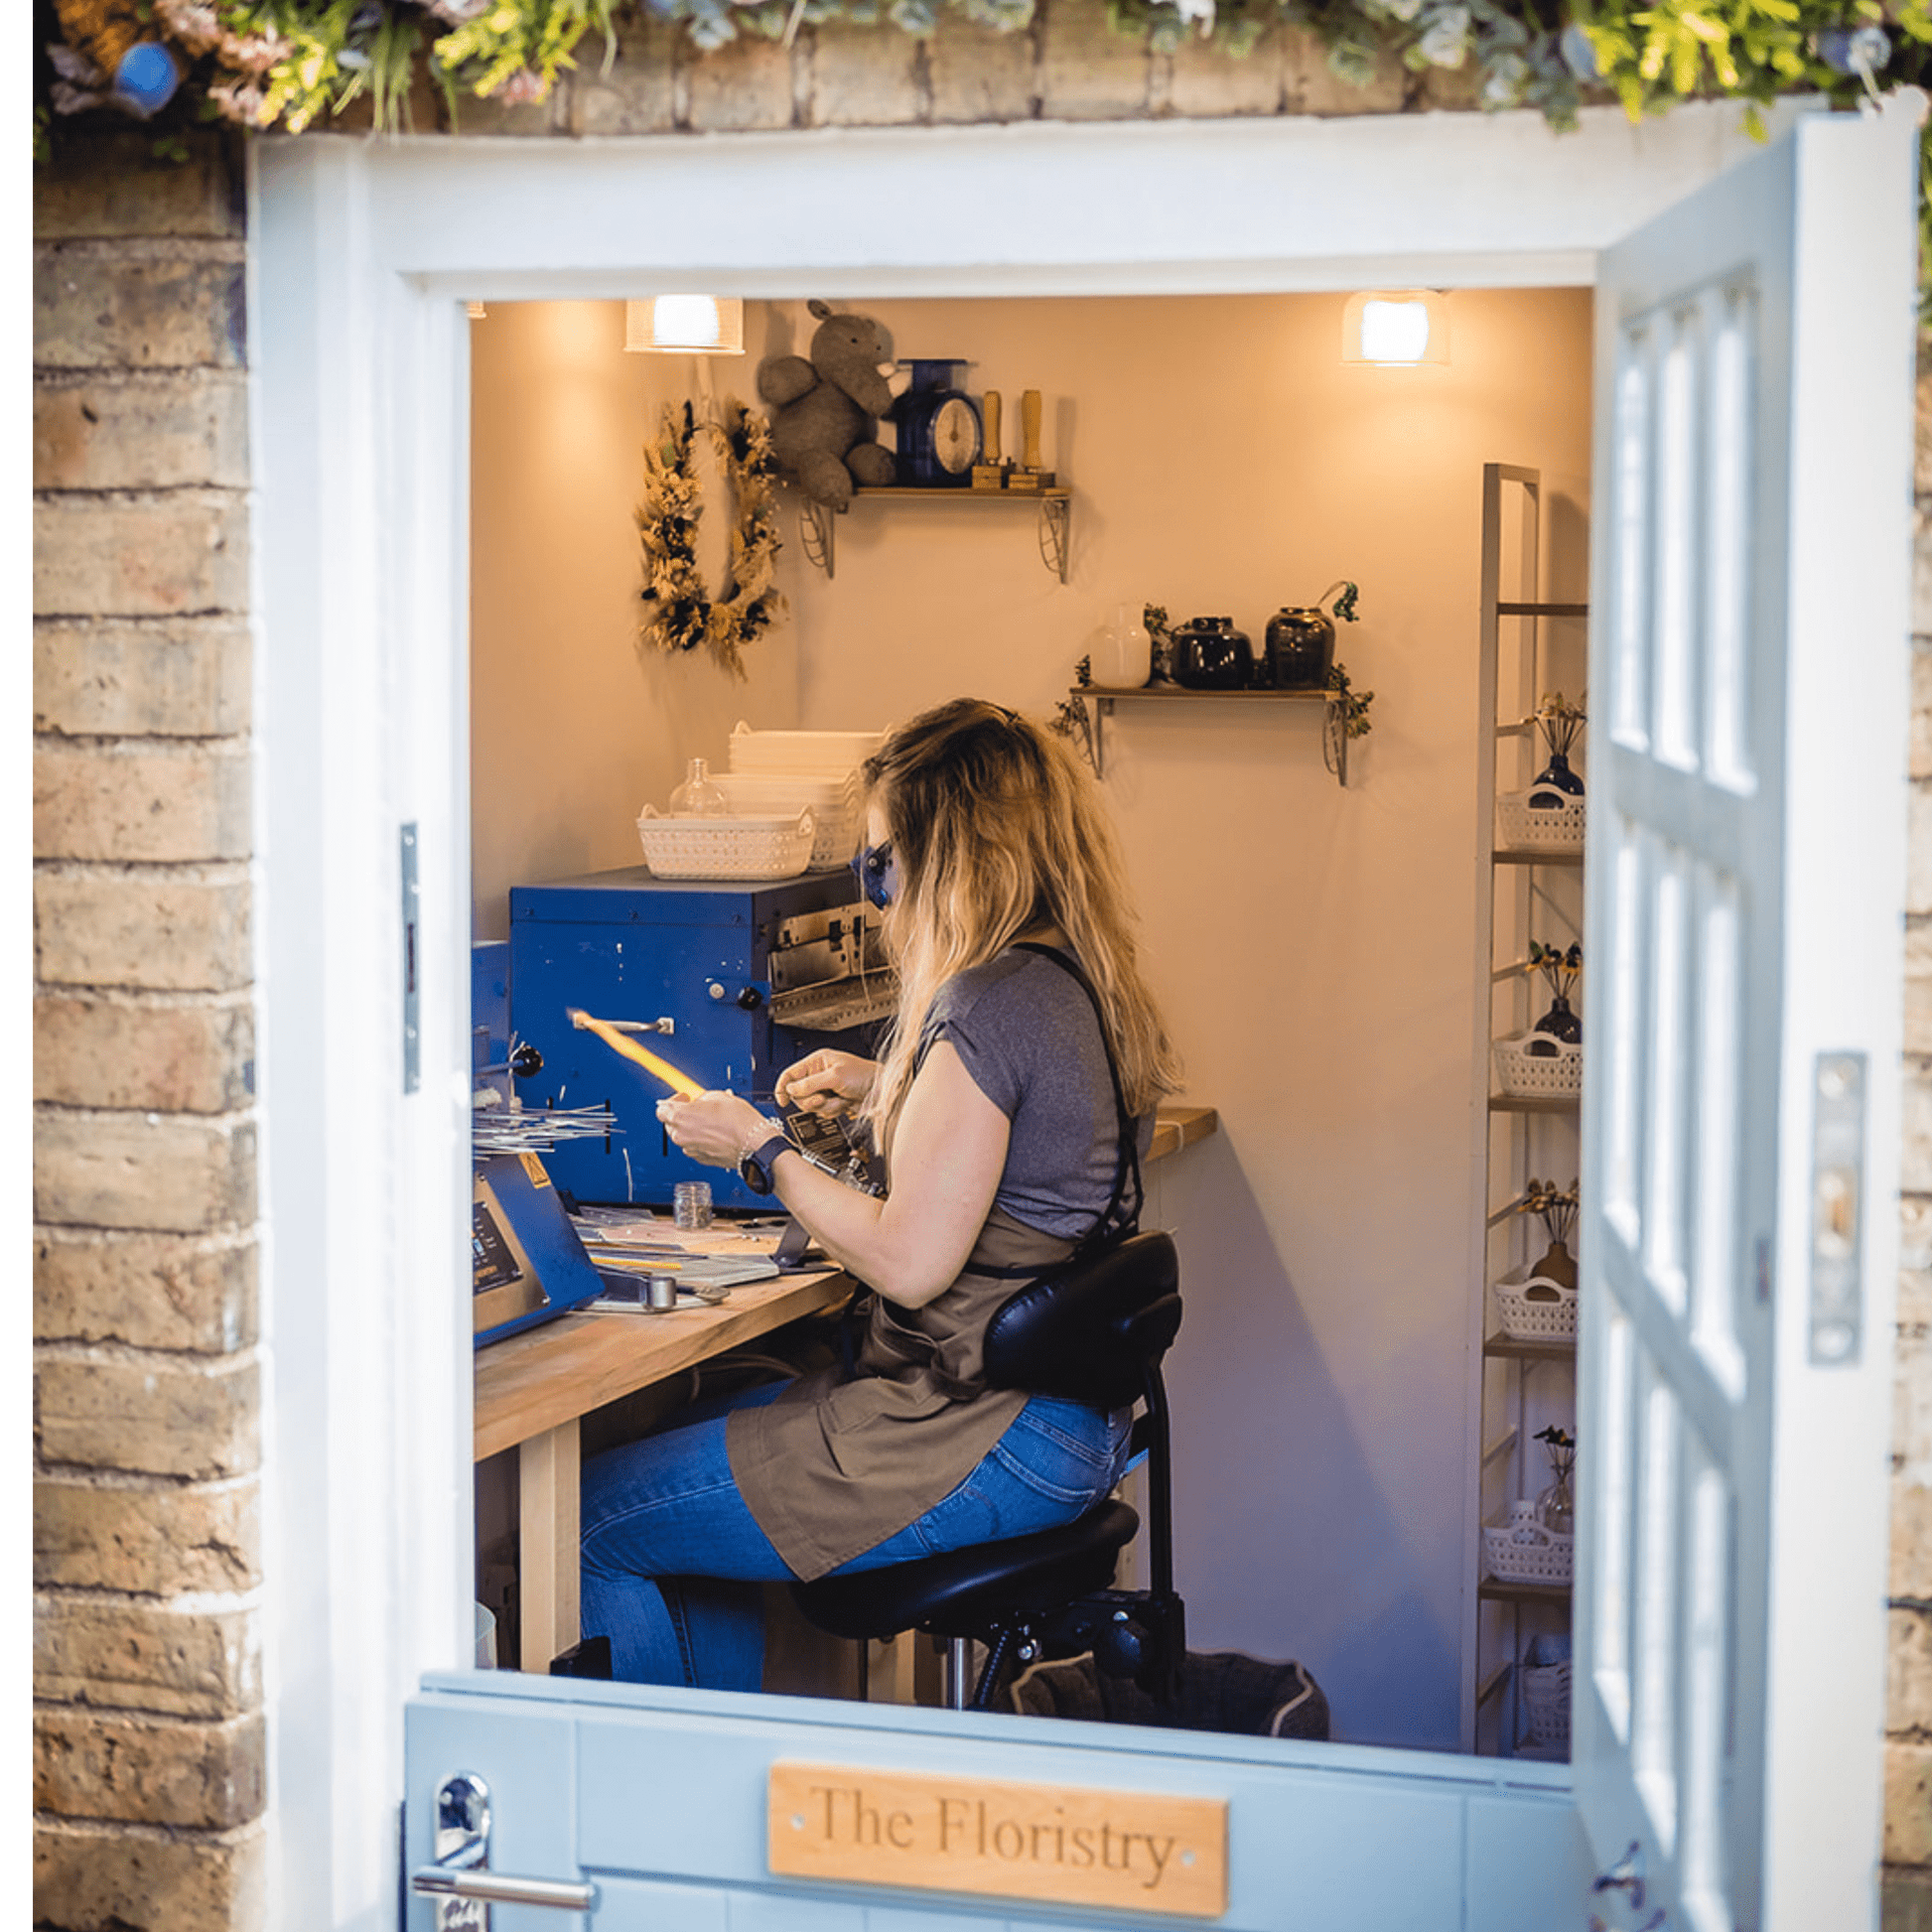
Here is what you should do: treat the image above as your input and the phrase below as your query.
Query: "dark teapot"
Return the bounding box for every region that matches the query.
[1263,579,1359,690]
[1171,616,1254,691]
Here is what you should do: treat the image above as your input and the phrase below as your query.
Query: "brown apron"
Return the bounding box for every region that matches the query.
[726,1206,1081,1581]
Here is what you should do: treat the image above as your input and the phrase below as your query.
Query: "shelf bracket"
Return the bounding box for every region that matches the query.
[799,500,836,579]
[1038,495,1069,582]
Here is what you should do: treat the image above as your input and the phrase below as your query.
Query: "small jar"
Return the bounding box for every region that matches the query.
[673,1180,714,1229]
[669,758,728,817]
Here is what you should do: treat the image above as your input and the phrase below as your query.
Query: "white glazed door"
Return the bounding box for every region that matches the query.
[1573,101,1916,1932]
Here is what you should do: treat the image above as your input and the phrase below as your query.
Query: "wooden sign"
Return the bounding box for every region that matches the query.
[768,1761,1228,1918]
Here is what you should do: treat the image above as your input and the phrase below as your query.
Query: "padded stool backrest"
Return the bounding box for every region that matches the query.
[980,1230,1181,1408]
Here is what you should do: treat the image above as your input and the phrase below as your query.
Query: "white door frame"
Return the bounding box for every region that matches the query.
[247,97,1873,1929]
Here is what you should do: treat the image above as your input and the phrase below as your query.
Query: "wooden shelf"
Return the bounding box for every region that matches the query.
[1488,1093,1581,1115]
[1493,847,1584,867]
[1478,1579,1573,1607]
[798,483,1070,581]
[1066,684,1338,782]
[1483,1330,1577,1363]
[1495,601,1588,619]
[1069,685,1334,705]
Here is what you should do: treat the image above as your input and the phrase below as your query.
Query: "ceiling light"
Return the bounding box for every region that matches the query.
[1342,291,1449,366]
[624,297,746,355]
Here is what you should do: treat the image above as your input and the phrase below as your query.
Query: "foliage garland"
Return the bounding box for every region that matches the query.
[636,398,786,678]
[34,0,1932,298]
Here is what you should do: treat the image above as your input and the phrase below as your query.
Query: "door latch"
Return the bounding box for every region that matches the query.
[409,1773,596,1928]
[1809,1050,1865,1365]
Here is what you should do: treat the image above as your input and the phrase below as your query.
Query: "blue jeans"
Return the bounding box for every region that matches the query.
[579,1381,1131,1690]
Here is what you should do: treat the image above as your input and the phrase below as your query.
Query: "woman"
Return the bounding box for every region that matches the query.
[579,698,1181,1689]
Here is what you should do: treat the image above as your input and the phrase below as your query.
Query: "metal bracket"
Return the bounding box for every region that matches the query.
[401,823,420,1094]
[1038,493,1069,582]
[1809,1050,1866,1365]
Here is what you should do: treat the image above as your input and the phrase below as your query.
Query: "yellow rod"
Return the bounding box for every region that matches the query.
[568,1010,707,1098]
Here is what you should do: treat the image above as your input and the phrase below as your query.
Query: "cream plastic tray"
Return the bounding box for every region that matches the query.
[727,722,885,775]
[634,806,815,881]
[712,772,860,871]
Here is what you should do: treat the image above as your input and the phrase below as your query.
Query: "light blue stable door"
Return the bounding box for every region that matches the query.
[403,1673,1586,1930]
[402,95,1920,1932]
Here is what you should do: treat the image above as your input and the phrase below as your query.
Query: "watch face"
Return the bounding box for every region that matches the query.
[932,397,981,474]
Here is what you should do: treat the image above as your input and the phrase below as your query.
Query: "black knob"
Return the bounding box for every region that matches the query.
[509,1043,543,1076]
[735,986,763,1011]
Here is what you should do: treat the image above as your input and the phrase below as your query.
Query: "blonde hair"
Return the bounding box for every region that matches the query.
[860,698,1181,1143]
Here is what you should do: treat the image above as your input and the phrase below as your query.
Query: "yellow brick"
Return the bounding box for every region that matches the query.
[36,1227,257,1353]
[570,12,680,133]
[34,131,244,243]
[685,31,797,133]
[929,13,1036,123]
[34,1817,265,1932]
[34,992,254,1114]
[37,1350,259,1481]
[35,741,251,865]
[35,1594,260,1721]
[35,245,246,371]
[35,1708,265,1832]
[33,1108,256,1235]
[34,491,249,621]
[806,21,927,127]
[35,370,250,491]
[35,1475,260,1594]
[1038,0,1152,121]
[36,618,252,739]
[34,866,252,993]
[1888,1740,1932,1866]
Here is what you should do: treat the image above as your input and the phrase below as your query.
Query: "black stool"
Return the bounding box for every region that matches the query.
[793,1230,1184,1713]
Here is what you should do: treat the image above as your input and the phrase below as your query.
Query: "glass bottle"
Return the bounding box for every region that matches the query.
[1537,1441,1576,1538]
[669,757,728,817]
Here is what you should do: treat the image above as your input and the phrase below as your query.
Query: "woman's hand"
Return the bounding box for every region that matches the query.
[654,1090,775,1170]
[774,1049,877,1118]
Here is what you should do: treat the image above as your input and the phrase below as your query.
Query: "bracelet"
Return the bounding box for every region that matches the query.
[738,1120,787,1163]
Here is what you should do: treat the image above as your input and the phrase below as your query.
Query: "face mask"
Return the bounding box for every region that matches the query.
[855,839,897,910]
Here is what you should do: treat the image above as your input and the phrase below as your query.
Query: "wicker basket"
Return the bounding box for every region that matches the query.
[1493,1264,1579,1341]
[634,806,815,881]
[1519,1658,1573,1749]
[1482,1505,1575,1587]
[1492,1031,1584,1099]
[1496,790,1586,853]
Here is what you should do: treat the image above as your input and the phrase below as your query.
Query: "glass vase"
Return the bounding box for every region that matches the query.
[1098,603,1152,689]
[669,757,728,817]
[1534,992,1583,1043]
[1532,1238,1578,1290]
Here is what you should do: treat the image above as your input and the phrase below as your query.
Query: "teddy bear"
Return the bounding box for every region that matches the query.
[756,301,900,510]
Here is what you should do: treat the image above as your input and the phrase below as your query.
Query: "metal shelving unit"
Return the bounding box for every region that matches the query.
[796,484,1071,582]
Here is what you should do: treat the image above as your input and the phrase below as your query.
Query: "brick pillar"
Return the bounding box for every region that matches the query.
[33,127,264,1932]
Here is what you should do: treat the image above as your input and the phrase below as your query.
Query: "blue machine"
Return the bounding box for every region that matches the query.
[506,867,894,1209]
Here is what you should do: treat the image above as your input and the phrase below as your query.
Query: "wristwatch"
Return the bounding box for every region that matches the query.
[738,1130,793,1197]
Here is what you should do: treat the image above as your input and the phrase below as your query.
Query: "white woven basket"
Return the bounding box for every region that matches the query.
[634,806,815,881]
[1496,790,1586,852]
[712,772,860,871]
[1482,1505,1575,1587]
[1492,1031,1584,1099]
[1520,1659,1573,1748]
[1493,1265,1579,1341]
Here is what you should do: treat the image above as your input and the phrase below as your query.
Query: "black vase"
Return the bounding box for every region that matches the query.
[1529,750,1586,808]
[1171,617,1255,691]
[1535,994,1582,1043]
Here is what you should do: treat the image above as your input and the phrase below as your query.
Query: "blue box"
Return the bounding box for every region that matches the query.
[506,867,883,1209]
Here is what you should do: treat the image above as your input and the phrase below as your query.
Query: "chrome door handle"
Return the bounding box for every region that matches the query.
[410,1773,596,1923]
[411,1867,596,1910]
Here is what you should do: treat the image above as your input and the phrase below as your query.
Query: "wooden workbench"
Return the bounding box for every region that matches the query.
[475,1104,1217,1672]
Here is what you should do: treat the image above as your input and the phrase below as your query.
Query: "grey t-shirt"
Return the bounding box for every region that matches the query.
[922,946,1149,1240]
